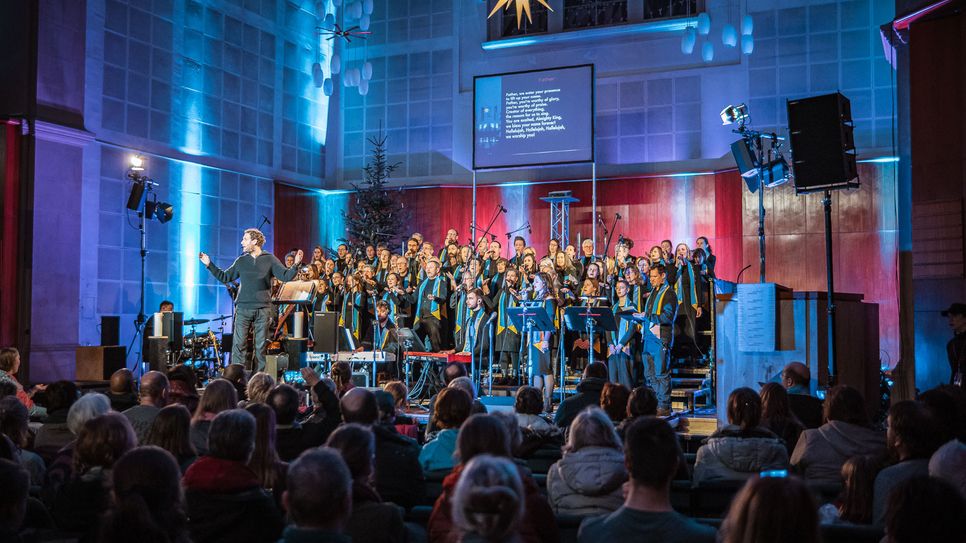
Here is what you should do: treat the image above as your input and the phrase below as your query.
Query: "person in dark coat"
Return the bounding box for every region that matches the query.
[554,363,609,430]
[182,409,284,543]
[781,362,823,429]
[278,448,353,543]
[341,388,425,509]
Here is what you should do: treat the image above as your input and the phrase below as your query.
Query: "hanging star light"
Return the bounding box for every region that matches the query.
[488,0,553,29]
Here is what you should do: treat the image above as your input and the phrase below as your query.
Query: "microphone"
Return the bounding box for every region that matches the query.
[486,312,498,325]
[527,223,532,234]
[262,214,272,225]
[499,205,507,213]
[616,213,622,220]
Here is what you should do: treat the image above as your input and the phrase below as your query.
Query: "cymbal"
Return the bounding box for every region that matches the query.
[209,315,232,322]
[184,318,210,326]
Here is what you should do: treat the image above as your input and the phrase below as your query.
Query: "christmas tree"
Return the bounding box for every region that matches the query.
[341,133,409,252]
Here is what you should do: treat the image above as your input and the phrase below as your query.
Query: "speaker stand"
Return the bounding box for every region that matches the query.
[822,189,837,385]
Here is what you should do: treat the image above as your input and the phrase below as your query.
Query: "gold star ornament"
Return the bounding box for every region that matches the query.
[488,0,554,28]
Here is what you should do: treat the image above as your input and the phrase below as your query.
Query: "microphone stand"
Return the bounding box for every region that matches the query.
[473,205,505,259]
[504,223,530,260]
[601,213,621,262]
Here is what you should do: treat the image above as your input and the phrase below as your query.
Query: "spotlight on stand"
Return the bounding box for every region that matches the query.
[145,199,175,223]
[129,154,145,171]
[720,103,749,126]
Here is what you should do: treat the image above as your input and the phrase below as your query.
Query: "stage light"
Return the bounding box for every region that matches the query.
[720,103,749,125]
[130,154,145,171]
[761,156,790,188]
[145,199,175,223]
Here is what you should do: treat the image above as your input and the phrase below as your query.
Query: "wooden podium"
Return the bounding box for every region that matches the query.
[714,282,880,422]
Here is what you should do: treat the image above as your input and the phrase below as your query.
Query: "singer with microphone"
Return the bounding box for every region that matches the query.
[199,228,302,371]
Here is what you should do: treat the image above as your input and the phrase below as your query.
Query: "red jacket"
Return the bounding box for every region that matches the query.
[427,462,559,543]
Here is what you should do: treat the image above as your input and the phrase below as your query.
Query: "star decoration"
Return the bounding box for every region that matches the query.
[488,0,554,29]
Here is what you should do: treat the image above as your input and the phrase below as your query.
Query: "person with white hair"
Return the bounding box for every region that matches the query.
[41,393,112,503]
[452,454,525,543]
[929,439,966,499]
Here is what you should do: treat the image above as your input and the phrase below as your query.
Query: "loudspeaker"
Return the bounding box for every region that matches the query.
[730,139,760,192]
[266,354,287,377]
[75,346,126,381]
[312,312,339,353]
[351,371,368,387]
[160,312,183,352]
[100,316,120,346]
[145,337,168,371]
[284,338,309,369]
[787,92,859,194]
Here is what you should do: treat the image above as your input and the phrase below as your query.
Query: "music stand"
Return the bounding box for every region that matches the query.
[508,304,555,383]
[563,305,617,367]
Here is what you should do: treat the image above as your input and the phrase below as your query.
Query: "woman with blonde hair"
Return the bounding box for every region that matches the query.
[189,379,238,456]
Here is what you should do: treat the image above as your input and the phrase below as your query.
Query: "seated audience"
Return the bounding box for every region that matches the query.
[719,474,819,543]
[554,363,609,429]
[578,417,715,543]
[270,384,310,462]
[600,382,631,425]
[0,347,46,419]
[616,386,658,438]
[32,380,78,461]
[421,387,472,472]
[781,362,823,429]
[222,363,248,402]
[425,364,485,437]
[242,371,275,407]
[297,368,344,448]
[98,446,191,543]
[872,400,944,525]
[244,403,288,503]
[514,386,562,456]
[144,404,197,473]
[327,424,407,543]
[384,380,416,424]
[547,407,627,516]
[883,475,965,543]
[279,448,354,543]
[693,387,788,484]
[122,370,168,443]
[0,397,45,488]
[182,409,284,543]
[428,414,558,543]
[760,382,805,456]
[790,385,886,484]
[189,379,238,456]
[51,412,137,541]
[452,454,526,543]
[341,387,425,508]
[42,393,111,502]
[166,364,200,414]
[0,459,29,543]
[106,368,139,412]
[818,454,881,524]
[919,384,966,443]
[449,376,487,416]
[331,361,356,398]
[929,439,966,499]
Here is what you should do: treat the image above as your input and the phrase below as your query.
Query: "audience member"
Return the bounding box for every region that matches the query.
[327,424,406,543]
[42,393,111,502]
[616,386,658,438]
[514,386,562,456]
[928,439,966,499]
[222,363,248,402]
[0,347,46,419]
[98,446,191,543]
[0,380,17,400]
[781,362,823,429]
[693,388,788,484]
[554,363,609,429]
[144,404,197,473]
[452,455,525,543]
[384,380,416,424]
[270,383,310,461]
[243,371,276,407]
[600,382,631,424]
[298,367,345,449]
[279,448,354,543]
[872,400,944,525]
[51,412,136,540]
[182,409,284,543]
[883,475,965,543]
[449,376,487,415]
[106,368,138,412]
[547,407,626,516]
[331,361,356,398]
[31,380,78,461]
[166,364,200,414]
[760,382,805,456]
[425,364,483,436]
[0,459,29,543]
[818,454,881,525]
[0,397,45,488]
[919,384,966,443]
[421,387,472,472]
[341,387,425,508]
[189,379,238,456]
[121,370,168,443]
[719,475,819,543]
[244,403,288,502]
[790,385,886,484]
[578,417,715,543]
[428,414,558,543]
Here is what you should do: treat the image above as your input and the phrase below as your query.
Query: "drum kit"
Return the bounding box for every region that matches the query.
[176,315,230,380]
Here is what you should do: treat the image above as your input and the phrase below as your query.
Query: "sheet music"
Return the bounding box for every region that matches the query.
[737,283,777,352]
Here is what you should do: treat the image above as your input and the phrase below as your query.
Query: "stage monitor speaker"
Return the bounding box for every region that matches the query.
[312,312,339,353]
[351,371,368,387]
[787,92,859,194]
[145,337,168,371]
[100,316,120,346]
[76,346,126,381]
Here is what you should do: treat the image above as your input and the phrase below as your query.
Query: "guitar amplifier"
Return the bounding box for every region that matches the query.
[76,346,126,381]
